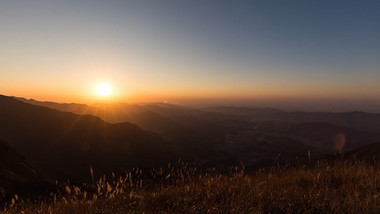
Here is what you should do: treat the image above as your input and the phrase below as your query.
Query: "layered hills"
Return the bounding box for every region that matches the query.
[0,95,176,182]
[0,94,379,199]
[1,95,379,183]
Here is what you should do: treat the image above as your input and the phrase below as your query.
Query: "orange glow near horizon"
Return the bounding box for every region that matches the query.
[1,76,380,110]
[1,86,379,105]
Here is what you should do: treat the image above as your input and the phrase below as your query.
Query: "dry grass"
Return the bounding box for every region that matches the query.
[2,160,379,213]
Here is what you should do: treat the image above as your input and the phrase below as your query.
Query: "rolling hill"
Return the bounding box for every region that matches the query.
[11,96,380,170]
[0,95,177,182]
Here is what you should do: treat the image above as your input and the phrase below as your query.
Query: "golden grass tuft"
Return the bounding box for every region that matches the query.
[2,160,379,213]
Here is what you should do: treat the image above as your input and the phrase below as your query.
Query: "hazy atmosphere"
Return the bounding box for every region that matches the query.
[1,1,379,213]
[1,0,380,111]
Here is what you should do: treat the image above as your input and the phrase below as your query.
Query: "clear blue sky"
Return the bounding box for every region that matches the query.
[1,0,380,111]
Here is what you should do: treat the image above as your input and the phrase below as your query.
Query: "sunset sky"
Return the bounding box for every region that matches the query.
[1,0,380,111]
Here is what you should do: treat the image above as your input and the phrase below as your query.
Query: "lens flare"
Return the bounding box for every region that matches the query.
[334,133,346,152]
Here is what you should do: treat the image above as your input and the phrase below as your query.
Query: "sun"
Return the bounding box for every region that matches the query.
[94,83,112,97]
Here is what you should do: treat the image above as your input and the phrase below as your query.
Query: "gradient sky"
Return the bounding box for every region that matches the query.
[1,0,380,111]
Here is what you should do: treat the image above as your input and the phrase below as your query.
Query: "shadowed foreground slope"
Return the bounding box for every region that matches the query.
[0,139,50,198]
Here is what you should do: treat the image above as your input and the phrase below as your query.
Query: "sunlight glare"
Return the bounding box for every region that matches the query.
[95,83,112,97]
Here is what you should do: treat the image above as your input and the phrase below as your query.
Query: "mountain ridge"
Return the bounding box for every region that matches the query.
[0,95,177,182]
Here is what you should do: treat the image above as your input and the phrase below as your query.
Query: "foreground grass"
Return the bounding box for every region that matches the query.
[2,160,380,213]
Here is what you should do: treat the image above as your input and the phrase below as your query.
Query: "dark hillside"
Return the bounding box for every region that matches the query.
[0,95,176,182]
[0,139,49,198]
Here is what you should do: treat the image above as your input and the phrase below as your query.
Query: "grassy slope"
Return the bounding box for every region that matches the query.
[2,160,379,214]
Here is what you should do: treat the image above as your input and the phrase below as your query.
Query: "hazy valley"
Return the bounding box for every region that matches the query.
[1,95,379,213]
[1,95,379,185]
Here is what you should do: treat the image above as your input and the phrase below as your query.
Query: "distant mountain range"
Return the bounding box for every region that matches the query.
[1,95,379,183]
[1,94,379,200]
[15,96,380,151]
[17,97,380,133]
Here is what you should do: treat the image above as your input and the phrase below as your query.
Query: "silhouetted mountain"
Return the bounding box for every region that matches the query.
[15,98,232,145]
[15,97,91,114]
[0,95,177,182]
[16,97,190,134]
[17,97,380,134]
[13,96,380,169]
